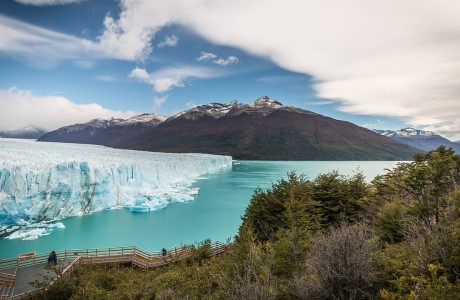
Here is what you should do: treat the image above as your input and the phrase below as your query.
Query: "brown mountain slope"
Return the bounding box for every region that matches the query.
[39,97,419,160]
[120,108,417,160]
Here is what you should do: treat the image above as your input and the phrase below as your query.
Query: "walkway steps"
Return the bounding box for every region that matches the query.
[0,283,14,300]
[0,241,229,299]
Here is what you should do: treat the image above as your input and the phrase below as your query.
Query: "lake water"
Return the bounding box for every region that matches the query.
[0,160,399,258]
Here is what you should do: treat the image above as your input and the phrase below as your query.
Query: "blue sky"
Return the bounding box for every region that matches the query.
[0,0,459,140]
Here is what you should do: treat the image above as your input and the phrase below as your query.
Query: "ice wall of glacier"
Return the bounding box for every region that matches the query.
[0,139,232,233]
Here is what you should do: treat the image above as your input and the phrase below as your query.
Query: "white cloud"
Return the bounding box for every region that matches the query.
[0,87,137,131]
[100,0,460,137]
[213,56,238,66]
[197,52,217,61]
[153,96,167,110]
[0,12,152,65]
[13,0,84,5]
[197,52,238,66]
[96,13,156,61]
[129,65,222,93]
[129,67,150,81]
[424,123,460,139]
[0,14,103,67]
[157,35,179,48]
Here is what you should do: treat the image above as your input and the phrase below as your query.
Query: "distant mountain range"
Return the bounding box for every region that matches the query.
[39,96,418,160]
[373,128,460,153]
[0,126,47,139]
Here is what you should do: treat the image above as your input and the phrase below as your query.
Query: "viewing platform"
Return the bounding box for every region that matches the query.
[0,242,229,299]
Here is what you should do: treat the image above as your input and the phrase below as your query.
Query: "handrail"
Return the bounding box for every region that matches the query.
[1,242,230,299]
[0,242,229,272]
[59,256,81,280]
[0,271,16,287]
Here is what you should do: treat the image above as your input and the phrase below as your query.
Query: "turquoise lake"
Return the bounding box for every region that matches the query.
[0,160,399,259]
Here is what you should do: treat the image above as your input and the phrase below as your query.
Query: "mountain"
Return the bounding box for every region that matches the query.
[40,114,166,144]
[39,96,419,160]
[0,126,47,139]
[373,128,460,153]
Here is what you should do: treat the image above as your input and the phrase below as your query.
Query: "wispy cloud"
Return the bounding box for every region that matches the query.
[100,0,460,137]
[424,123,460,139]
[361,119,386,129]
[129,65,222,93]
[95,75,116,82]
[0,87,137,131]
[306,100,336,106]
[0,14,102,67]
[0,13,152,65]
[197,52,217,62]
[13,0,85,5]
[153,95,167,110]
[157,35,179,48]
[197,52,238,66]
[213,56,238,66]
[257,75,308,85]
[186,101,198,109]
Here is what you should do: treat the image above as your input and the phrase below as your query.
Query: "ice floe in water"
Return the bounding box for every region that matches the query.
[6,222,65,240]
[0,139,232,239]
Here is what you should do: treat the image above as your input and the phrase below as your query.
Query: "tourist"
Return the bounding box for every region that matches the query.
[161,248,167,256]
[48,251,57,265]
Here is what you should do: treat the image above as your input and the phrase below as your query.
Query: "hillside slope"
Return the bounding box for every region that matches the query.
[40,97,418,160]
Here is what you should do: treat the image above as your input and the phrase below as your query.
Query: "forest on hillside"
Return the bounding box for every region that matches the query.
[27,147,460,300]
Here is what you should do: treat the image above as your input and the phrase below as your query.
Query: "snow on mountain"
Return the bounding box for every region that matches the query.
[376,128,437,138]
[249,96,283,109]
[169,96,285,121]
[118,113,167,126]
[373,128,460,153]
[0,139,231,240]
[87,118,124,127]
[169,102,235,121]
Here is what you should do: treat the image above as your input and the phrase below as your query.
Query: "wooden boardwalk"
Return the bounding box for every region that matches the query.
[0,242,229,299]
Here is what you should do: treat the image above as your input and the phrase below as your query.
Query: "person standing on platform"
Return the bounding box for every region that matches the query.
[48,251,57,265]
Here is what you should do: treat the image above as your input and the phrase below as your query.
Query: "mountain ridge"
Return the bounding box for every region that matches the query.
[39,96,419,160]
[373,128,460,153]
[0,126,47,139]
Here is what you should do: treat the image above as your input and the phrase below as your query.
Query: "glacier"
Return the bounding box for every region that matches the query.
[0,139,232,240]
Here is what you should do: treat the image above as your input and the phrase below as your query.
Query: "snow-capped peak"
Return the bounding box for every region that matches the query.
[249,96,283,109]
[373,128,438,138]
[87,118,123,127]
[393,128,437,137]
[119,113,167,125]
[169,96,284,121]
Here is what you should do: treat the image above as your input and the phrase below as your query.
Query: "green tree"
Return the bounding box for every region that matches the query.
[241,172,321,243]
[312,170,369,225]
